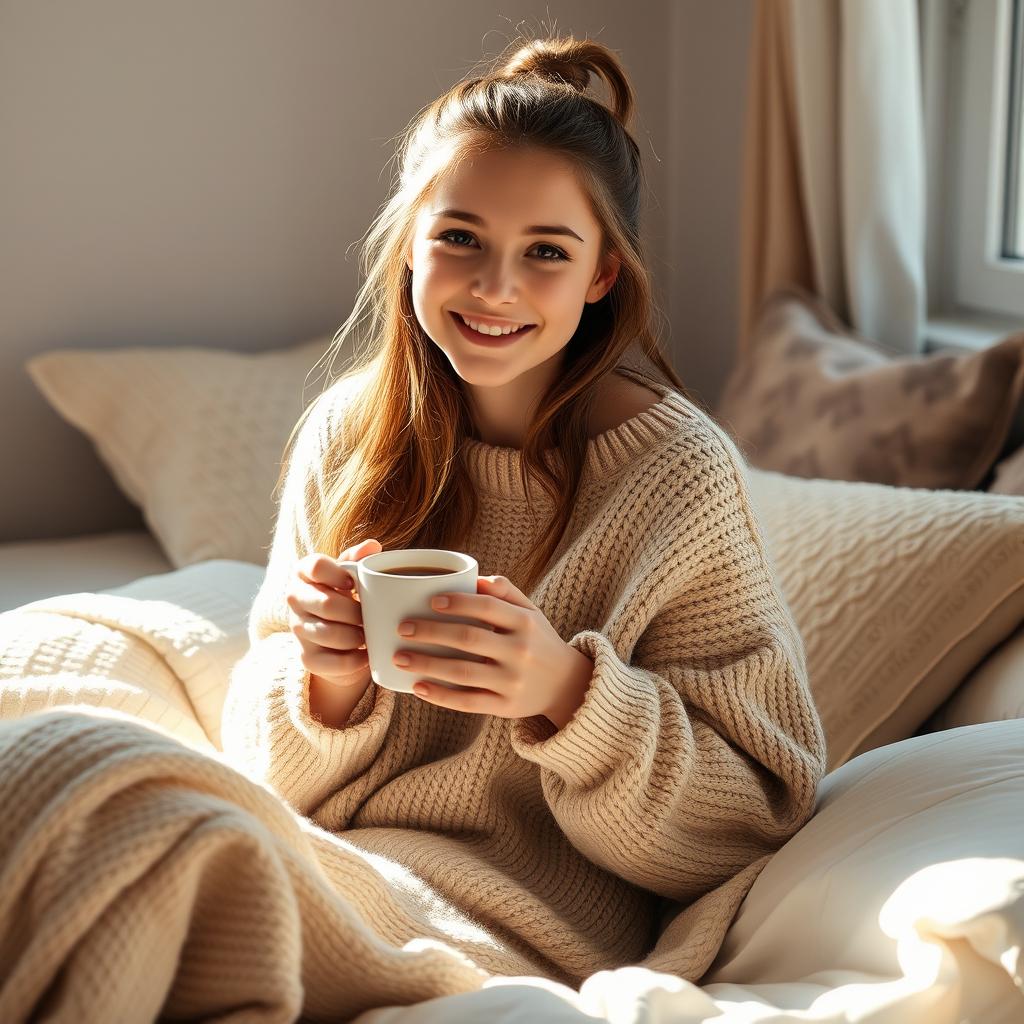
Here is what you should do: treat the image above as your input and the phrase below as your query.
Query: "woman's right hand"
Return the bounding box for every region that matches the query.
[287,538,383,688]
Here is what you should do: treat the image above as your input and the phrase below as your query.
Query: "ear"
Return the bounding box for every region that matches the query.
[586,251,621,304]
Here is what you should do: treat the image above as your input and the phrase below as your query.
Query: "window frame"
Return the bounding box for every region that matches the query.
[923,0,1024,347]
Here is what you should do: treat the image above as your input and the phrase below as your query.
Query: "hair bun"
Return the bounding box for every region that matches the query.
[500,39,591,93]
[496,36,633,127]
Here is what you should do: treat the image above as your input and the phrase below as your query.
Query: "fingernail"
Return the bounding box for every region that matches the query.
[339,576,354,590]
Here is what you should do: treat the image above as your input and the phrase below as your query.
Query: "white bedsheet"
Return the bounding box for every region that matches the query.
[0,527,174,613]
[0,559,1021,1023]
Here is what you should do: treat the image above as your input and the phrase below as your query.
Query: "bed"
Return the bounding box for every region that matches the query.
[1,328,1022,1021]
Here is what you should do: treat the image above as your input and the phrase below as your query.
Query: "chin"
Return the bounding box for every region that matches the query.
[447,361,520,387]
[434,343,509,373]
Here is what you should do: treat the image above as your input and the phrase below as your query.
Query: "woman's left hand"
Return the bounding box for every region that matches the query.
[392,575,594,727]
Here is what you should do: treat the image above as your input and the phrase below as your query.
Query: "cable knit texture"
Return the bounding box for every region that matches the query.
[217,365,828,988]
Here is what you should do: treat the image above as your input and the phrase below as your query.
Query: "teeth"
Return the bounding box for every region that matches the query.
[459,313,528,336]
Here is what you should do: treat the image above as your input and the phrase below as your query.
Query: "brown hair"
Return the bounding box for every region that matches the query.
[279,33,698,594]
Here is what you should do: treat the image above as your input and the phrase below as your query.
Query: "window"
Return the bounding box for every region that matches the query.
[924,0,1024,336]
[1006,0,1024,258]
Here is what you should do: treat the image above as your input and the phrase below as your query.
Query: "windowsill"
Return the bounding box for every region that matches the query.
[925,308,1024,353]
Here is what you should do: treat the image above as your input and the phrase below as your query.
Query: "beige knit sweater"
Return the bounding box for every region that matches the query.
[219,365,828,989]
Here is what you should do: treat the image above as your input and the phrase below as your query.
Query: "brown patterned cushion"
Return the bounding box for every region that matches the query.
[715,287,1024,489]
[989,444,1024,496]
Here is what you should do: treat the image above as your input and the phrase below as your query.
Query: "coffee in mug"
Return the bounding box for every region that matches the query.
[378,565,459,577]
[334,548,484,693]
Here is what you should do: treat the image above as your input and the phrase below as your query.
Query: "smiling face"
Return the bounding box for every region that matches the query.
[405,146,620,392]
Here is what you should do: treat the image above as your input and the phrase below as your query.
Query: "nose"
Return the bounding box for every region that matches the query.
[469,253,521,307]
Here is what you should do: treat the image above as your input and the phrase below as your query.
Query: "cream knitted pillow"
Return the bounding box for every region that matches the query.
[746,468,1024,770]
[26,336,332,569]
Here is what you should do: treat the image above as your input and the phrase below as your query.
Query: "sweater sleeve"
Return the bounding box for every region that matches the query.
[507,425,828,904]
[219,384,397,819]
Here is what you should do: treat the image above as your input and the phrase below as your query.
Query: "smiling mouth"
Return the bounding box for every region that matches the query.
[449,311,537,344]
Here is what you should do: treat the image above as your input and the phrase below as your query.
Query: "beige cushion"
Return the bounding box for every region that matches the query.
[717,287,1024,489]
[746,467,1024,770]
[25,337,332,568]
[922,628,1024,734]
[990,443,1024,495]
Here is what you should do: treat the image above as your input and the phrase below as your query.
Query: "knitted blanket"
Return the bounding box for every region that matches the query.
[0,562,726,1020]
[0,563,501,1020]
[1,561,1021,1023]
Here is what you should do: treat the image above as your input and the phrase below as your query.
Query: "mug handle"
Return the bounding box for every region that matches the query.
[335,559,362,595]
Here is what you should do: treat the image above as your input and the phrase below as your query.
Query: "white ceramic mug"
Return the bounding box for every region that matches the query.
[335,548,485,693]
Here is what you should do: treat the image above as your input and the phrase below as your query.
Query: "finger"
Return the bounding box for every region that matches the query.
[300,642,369,679]
[339,537,382,563]
[411,680,504,715]
[300,552,357,591]
[291,608,365,651]
[398,618,503,660]
[477,575,536,610]
[392,649,505,690]
[338,539,381,599]
[428,589,522,632]
[288,580,361,625]
[301,540,380,590]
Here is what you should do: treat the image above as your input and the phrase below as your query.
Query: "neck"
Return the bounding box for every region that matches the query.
[464,357,561,448]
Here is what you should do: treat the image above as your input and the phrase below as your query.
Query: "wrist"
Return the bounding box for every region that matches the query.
[543,647,594,731]
[308,671,372,729]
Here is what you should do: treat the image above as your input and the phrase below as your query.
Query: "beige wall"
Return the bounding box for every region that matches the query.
[1,0,753,542]
[667,0,754,411]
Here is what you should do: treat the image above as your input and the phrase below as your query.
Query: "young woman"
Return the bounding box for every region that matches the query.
[222,33,827,996]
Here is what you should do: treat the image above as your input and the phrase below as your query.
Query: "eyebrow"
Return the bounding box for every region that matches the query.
[431,208,584,243]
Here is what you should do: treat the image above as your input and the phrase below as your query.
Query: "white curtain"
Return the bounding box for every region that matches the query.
[740,0,927,355]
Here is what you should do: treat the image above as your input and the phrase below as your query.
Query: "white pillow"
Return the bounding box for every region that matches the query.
[361,721,1024,1023]
[693,718,1024,1020]
[647,720,1024,1024]
[26,336,332,568]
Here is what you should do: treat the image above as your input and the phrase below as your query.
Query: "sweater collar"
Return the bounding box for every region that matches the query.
[460,371,692,500]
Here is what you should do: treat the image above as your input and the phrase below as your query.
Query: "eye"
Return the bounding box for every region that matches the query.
[435,229,570,262]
